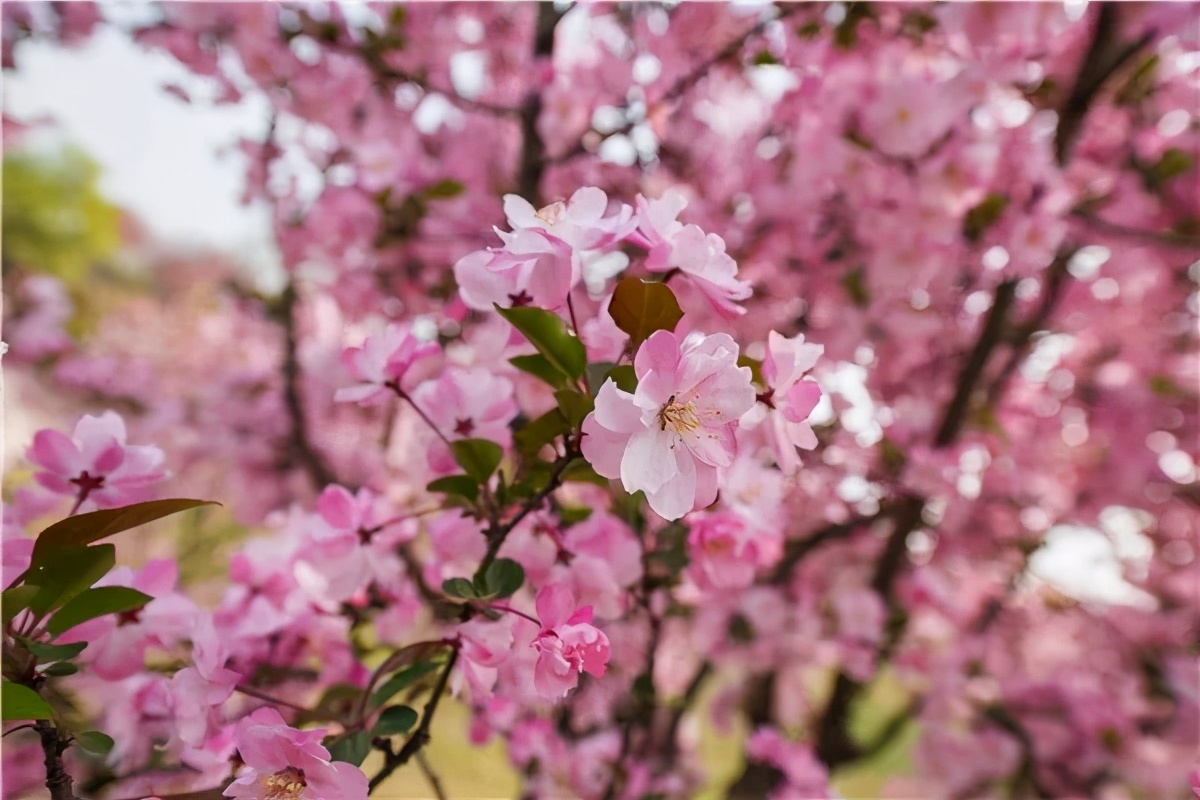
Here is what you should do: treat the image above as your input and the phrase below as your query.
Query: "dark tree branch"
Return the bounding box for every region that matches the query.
[368,648,460,793]
[1055,3,1155,164]
[35,720,79,800]
[515,2,564,204]
[1072,210,1200,251]
[277,284,338,490]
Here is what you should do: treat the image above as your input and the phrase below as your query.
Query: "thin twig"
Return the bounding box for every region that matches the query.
[415,752,449,800]
[1072,210,1200,251]
[278,284,338,489]
[234,684,311,714]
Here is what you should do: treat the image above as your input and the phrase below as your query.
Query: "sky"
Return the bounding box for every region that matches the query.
[4,22,281,279]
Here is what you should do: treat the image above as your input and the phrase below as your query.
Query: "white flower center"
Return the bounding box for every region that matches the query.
[535,201,567,225]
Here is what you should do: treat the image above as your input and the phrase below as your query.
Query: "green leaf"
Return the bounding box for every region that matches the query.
[422,179,465,200]
[41,662,79,677]
[560,459,607,486]
[30,499,216,572]
[295,683,361,726]
[372,705,419,737]
[76,731,115,754]
[426,475,479,502]
[481,558,525,599]
[26,544,116,615]
[554,389,594,429]
[327,731,372,766]
[608,278,684,349]
[510,354,569,389]
[840,265,870,307]
[450,438,504,484]
[604,365,638,394]
[2,585,39,627]
[1,681,53,721]
[558,506,594,525]
[26,640,88,662]
[442,577,477,600]
[370,661,440,709]
[962,193,1009,243]
[48,586,154,636]
[514,409,570,457]
[496,306,587,381]
[1150,148,1193,183]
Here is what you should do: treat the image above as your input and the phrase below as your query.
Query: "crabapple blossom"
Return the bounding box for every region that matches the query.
[224,707,368,800]
[531,584,611,700]
[334,324,439,405]
[582,329,756,520]
[26,411,166,509]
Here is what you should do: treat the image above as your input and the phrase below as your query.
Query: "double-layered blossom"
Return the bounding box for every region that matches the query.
[224,707,368,800]
[26,411,166,508]
[531,584,611,700]
[754,330,824,473]
[455,188,636,311]
[334,324,439,405]
[581,330,756,520]
[632,191,752,317]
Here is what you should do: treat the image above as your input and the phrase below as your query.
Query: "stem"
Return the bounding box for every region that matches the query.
[565,293,590,395]
[388,383,453,448]
[67,490,88,517]
[278,283,338,489]
[415,752,449,800]
[488,603,541,627]
[234,684,311,714]
[368,648,461,793]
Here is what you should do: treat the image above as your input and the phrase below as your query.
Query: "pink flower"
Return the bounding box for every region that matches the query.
[756,331,823,473]
[224,707,368,800]
[27,411,166,508]
[334,324,439,405]
[531,584,611,700]
[581,330,755,520]
[634,191,752,317]
[454,228,578,311]
[503,187,635,251]
[409,367,518,475]
[686,510,778,591]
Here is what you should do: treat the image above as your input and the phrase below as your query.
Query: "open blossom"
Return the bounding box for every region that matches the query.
[334,324,439,405]
[581,330,755,520]
[224,707,368,800]
[27,411,166,508]
[454,227,577,311]
[755,330,823,473]
[633,191,752,317]
[409,366,518,474]
[531,584,611,700]
[503,187,635,251]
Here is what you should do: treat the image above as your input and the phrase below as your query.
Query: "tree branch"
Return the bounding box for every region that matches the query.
[367,648,460,793]
[35,720,80,800]
[277,284,338,489]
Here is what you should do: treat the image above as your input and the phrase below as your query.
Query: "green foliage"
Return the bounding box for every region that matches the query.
[327,730,372,766]
[26,544,116,615]
[373,705,419,737]
[442,577,477,600]
[371,662,440,709]
[1,681,53,721]
[510,354,570,389]
[608,278,683,349]
[29,499,217,571]
[450,439,504,484]
[47,586,154,636]
[426,475,480,502]
[480,558,525,599]
[496,305,587,382]
[2,146,122,283]
[963,193,1010,242]
[75,731,115,755]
